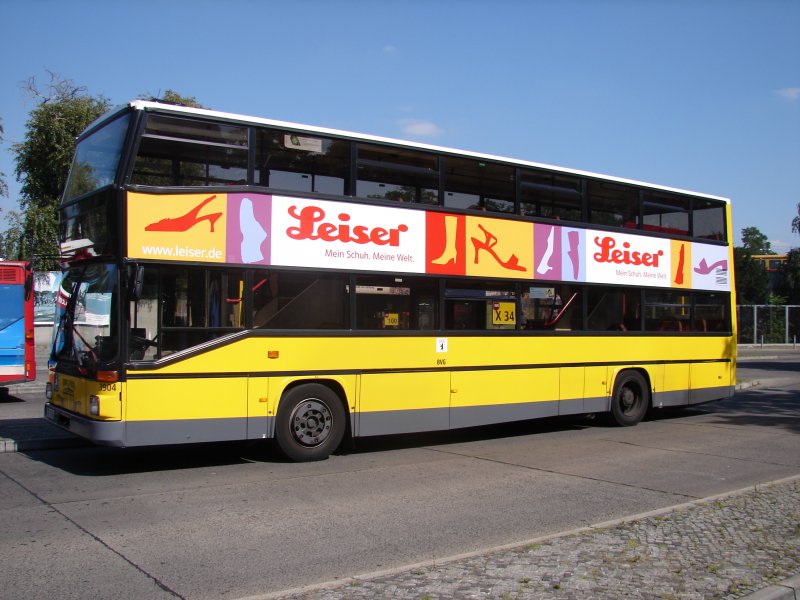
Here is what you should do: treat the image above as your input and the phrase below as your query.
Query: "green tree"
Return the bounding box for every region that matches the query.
[0,118,8,198]
[10,73,110,269]
[792,202,800,237]
[777,248,800,305]
[740,226,773,255]
[0,210,24,260]
[733,246,769,305]
[141,89,204,109]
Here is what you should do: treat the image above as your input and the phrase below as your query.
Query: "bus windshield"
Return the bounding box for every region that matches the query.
[62,113,131,203]
[52,264,118,365]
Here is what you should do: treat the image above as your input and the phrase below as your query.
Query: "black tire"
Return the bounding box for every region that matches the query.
[610,371,649,427]
[274,384,346,462]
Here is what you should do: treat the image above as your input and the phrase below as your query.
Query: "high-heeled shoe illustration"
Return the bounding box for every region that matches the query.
[471,224,526,272]
[536,226,555,275]
[431,215,459,265]
[694,258,727,275]
[239,197,267,263]
[674,244,686,285]
[566,230,580,280]
[145,195,223,233]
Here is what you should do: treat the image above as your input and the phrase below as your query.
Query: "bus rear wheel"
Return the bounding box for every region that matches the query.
[275,384,346,462]
[610,371,649,426]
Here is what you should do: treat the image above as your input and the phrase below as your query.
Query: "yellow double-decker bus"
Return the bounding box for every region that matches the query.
[45,100,736,461]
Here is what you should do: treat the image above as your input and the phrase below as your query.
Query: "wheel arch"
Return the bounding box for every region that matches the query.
[610,366,653,400]
[277,378,353,442]
[608,367,652,426]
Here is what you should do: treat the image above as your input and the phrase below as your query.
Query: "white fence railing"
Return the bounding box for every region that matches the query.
[737,305,800,345]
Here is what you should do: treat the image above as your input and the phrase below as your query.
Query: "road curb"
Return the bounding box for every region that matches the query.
[742,574,800,600]
[0,435,87,453]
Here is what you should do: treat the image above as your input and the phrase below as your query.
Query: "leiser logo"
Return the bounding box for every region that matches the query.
[271,196,426,273]
[587,232,670,285]
[593,235,664,267]
[286,204,409,246]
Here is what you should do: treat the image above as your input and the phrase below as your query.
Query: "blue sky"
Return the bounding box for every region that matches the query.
[1,0,798,251]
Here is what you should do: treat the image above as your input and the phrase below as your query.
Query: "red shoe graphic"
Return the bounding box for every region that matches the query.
[471,224,526,272]
[145,195,222,233]
[674,244,685,285]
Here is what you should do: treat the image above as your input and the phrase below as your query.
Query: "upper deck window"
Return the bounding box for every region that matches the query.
[520,169,583,221]
[356,144,439,204]
[641,191,689,236]
[62,113,131,203]
[444,158,514,213]
[255,129,348,195]
[587,180,639,229]
[131,115,248,186]
[692,198,727,241]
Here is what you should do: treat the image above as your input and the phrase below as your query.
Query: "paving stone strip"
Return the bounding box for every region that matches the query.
[271,477,800,600]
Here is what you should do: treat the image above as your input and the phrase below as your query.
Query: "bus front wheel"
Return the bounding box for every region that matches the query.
[610,371,649,427]
[275,384,346,462]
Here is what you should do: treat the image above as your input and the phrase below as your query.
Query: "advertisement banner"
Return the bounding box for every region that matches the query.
[126,191,730,292]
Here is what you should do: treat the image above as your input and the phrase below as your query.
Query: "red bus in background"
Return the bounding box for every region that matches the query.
[0,261,36,386]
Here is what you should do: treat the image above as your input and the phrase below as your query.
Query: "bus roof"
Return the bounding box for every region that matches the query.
[111,100,729,204]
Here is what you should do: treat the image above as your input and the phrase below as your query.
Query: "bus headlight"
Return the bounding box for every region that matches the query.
[45,382,52,400]
[89,395,100,416]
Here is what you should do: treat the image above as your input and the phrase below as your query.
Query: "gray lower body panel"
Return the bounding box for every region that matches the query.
[45,403,275,447]
[653,385,734,408]
[45,403,126,446]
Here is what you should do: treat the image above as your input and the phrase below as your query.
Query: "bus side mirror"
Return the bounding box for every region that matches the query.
[129,265,145,301]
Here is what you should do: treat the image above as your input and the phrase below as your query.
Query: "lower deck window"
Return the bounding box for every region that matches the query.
[522,284,581,330]
[354,275,437,330]
[253,272,348,330]
[446,282,516,330]
[588,288,642,331]
[127,264,732,362]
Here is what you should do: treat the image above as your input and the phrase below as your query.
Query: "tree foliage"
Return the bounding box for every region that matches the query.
[734,226,772,305]
[733,247,769,305]
[793,202,800,238]
[0,210,23,260]
[740,226,773,255]
[777,248,800,305]
[8,73,110,268]
[3,73,205,269]
[141,89,204,109]
[13,75,110,210]
[0,118,7,198]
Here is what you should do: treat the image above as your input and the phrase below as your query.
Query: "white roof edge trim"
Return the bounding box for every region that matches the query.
[127,100,730,204]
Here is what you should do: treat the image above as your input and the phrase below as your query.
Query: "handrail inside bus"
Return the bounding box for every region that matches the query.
[545,292,579,328]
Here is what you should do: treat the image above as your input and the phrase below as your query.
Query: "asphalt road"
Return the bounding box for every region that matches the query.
[1,349,799,599]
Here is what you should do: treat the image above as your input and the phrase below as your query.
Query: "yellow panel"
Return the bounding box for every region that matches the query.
[51,375,121,420]
[248,377,270,418]
[121,333,734,422]
[663,363,690,393]
[560,367,584,401]
[451,368,559,408]
[690,362,730,390]
[584,366,609,399]
[359,371,450,413]
[126,377,247,421]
